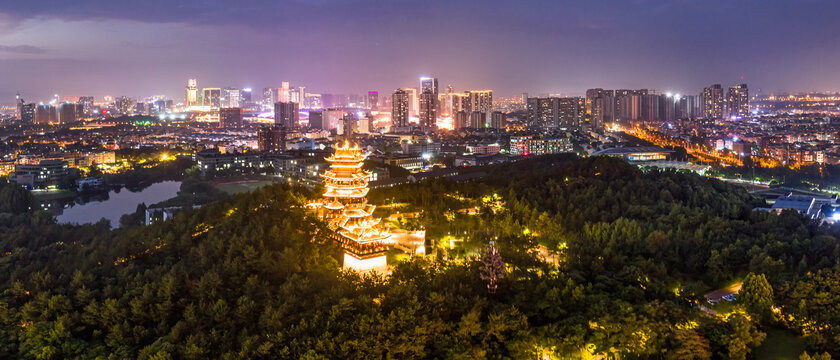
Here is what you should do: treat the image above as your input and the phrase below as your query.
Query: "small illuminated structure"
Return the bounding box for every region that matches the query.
[308,141,391,271]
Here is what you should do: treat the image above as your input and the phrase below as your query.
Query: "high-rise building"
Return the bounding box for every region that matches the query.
[614,89,647,122]
[309,110,324,129]
[453,111,469,130]
[186,79,198,107]
[274,102,299,128]
[116,97,134,115]
[469,111,486,128]
[367,91,379,110]
[58,102,76,124]
[702,84,724,119]
[323,109,344,130]
[35,104,51,124]
[223,88,241,108]
[421,77,439,95]
[449,93,470,113]
[279,82,291,103]
[202,88,221,109]
[20,103,35,124]
[15,93,23,121]
[219,107,244,128]
[490,111,507,129]
[241,88,253,107]
[527,97,583,129]
[419,92,438,129]
[257,125,285,151]
[585,89,614,128]
[467,90,493,113]
[78,96,94,117]
[263,87,277,107]
[391,89,409,129]
[400,88,418,117]
[727,84,749,119]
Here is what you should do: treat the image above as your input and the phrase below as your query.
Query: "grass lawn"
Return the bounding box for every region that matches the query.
[386,248,410,266]
[754,329,806,360]
[215,180,275,195]
[32,189,77,201]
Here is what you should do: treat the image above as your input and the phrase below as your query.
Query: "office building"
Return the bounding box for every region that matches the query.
[257,125,285,151]
[186,78,198,106]
[702,84,724,119]
[274,102,299,129]
[202,88,221,110]
[728,84,749,119]
[241,88,252,107]
[219,107,244,128]
[15,93,23,121]
[391,89,410,128]
[421,77,439,95]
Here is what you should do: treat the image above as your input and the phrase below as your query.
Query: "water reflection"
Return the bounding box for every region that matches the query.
[49,181,181,227]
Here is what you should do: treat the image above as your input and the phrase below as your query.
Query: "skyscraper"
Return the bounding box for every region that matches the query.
[421,77,439,95]
[490,111,507,129]
[274,102,299,128]
[400,88,418,117]
[391,89,409,129]
[727,84,749,119]
[419,92,438,129]
[702,84,724,119]
[186,79,198,107]
[15,93,23,121]
[203,88,221,110]
[219,107,244,128]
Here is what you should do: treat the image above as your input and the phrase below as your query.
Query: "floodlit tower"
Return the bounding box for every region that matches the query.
[308,141,391,271]
[186,79,198,107]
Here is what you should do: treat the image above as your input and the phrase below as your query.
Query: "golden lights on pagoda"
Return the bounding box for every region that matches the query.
[308,141,391,271]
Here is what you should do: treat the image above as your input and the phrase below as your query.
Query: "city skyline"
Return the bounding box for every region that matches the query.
[2,1,840,103]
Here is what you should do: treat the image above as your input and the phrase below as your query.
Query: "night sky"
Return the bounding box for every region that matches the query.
[1,0,839,103]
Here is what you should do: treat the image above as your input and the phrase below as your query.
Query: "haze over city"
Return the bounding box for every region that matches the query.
[2,0,840,102]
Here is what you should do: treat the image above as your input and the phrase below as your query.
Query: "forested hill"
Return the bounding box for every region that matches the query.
[1,155,839,359]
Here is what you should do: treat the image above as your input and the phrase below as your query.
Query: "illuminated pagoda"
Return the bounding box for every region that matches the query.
[309,141,391,271]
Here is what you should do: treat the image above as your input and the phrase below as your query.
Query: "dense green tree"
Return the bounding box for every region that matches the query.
[739,272,775,321]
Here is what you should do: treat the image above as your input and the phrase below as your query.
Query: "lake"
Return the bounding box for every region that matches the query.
[56,181,181,227]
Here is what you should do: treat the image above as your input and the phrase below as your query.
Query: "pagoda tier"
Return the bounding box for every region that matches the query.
[308,141,391,263]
